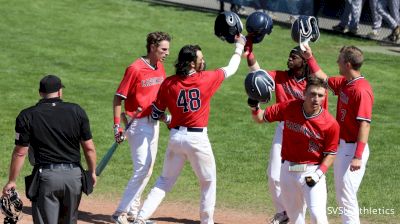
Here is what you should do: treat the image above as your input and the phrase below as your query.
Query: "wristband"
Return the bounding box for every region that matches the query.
[354,141,366,159]
[234,47,243,56]
[251,108,260,115]
[307,56,321,73]
[319,164,328,174]
[247,52,255,61]
[114,117,120,125]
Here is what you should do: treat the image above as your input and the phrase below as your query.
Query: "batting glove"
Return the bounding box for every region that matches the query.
[247,98,260,109]
[305,169,324,187]
[113,124,125,144]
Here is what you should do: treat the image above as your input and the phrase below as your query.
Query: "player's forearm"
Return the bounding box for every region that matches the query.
[82,139,97,173]
[222,42,244,78]
[247,52,260,71]
[319,154,336,173]
[354,121,371,158]
[307,56,328,80]
[113,95,123,124]
[8,146,28,183]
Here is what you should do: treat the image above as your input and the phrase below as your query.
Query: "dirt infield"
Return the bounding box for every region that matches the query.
[1,195,269,224]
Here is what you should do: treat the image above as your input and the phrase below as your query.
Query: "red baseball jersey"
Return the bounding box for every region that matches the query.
[153,69,226,128]
[116,58,166,118]
[328,76,374,142]
[267,70,328,108]
[264,100,339,164]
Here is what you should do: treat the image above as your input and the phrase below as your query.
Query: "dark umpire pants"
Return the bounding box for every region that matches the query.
[32,165,82,224]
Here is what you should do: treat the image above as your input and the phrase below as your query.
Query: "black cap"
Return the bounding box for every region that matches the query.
[39,75,65,93]
[290,46,305,59]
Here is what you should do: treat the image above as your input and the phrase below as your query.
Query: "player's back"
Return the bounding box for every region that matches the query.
[157,69,225,128]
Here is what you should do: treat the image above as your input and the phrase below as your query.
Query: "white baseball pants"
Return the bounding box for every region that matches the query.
[138,127,216,224]
[280,161,328,224]
[267,121,286,214]
[116,117,159,216]
[334,139,370,224]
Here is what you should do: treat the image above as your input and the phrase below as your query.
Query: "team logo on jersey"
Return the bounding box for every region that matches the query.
[282,83,304,100]
[339,91,349,104]
[285,121,321,140]
[308,140,321,152]
[141,77,164,87]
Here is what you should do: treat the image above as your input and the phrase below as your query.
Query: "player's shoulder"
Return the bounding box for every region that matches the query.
[322,109,339,126]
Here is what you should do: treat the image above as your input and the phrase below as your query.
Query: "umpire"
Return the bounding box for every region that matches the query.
[1,74,97,224]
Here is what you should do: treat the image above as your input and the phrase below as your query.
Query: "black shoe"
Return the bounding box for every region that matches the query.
[332,24,347,33]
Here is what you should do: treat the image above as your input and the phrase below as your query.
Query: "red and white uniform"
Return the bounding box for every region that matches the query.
[264,99,339,224]
[265,70,328,215]
[116,58,166,118]
[328,76,374,224]
[115,57,165,216]
[138,69,226,224]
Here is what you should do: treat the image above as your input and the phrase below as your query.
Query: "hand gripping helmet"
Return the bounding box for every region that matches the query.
[245,11,273,43]
[1,189,23,224]
[214,11,243,43]
[244,69,275,103]
[291,16,320,50]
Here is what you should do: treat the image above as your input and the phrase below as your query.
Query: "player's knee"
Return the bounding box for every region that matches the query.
[155,176,176,192]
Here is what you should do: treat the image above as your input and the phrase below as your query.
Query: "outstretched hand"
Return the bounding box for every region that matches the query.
[301,42,313,60]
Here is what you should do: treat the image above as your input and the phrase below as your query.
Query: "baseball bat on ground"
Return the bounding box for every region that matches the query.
[95,108,142,176]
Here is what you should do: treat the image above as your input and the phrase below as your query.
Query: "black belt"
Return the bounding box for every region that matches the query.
[40,163,79,170]
[173,126,204,132]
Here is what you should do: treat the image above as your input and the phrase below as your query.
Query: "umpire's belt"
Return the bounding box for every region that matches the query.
[40,163,79,170]
[173,126,204,132]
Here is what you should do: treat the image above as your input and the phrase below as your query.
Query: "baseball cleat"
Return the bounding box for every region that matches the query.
[111,212,130,224]
[269,211,289,224]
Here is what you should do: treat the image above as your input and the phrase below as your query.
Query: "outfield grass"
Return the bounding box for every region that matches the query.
[1,0,399,222]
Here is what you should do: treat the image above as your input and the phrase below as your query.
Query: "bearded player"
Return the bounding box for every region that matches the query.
[111,31,171,224]
[133,35,246,224]
[303,44,374,224]
[245,38,328,223]
[248,76,339,224]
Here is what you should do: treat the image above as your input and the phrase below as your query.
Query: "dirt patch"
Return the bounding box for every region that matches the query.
[1,195,269,224]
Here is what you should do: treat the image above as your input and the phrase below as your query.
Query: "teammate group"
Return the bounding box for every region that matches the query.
[1,11,373,224]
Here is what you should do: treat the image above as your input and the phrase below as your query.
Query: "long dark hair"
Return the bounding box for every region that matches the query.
[175,45,201,76]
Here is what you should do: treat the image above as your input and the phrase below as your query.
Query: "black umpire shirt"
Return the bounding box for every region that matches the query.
[14,97,92,164]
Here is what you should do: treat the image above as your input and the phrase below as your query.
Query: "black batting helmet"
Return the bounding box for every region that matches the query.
[244,69,275,103]
[246,11,273,43]
[291,16,320,47]
[214,11,243,43]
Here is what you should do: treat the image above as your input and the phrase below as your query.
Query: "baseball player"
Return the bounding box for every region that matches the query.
[303,45,374,224]
[248,76,340,224]
[111,31,171,224]
[133,35,246,224]
[245,39,328,223]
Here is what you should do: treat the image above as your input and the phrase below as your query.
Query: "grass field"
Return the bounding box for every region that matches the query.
[1,0,399,222]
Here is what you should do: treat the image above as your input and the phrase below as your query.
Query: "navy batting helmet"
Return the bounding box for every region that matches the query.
[291,16,320,49]
[244,69,275,103]
[214,11,243,43]
[245,11,273,43]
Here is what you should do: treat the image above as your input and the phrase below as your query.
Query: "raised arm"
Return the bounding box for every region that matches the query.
[221,34,246,78]
[302,44,328,81]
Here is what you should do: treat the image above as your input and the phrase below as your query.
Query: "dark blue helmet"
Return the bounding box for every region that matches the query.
[214,11,243,43]
[244,69,275,103]
[291,15,320,49]
[246,11,273,43]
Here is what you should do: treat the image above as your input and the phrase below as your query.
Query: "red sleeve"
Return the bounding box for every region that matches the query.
[264,101,289,122]
[267,70,277,80]
[116,66,137,98]
[355,89,374,122]
[327,76,345,95]
[323,120,340,154]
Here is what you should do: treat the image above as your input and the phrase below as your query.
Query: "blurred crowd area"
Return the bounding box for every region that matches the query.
[156,0,400,45]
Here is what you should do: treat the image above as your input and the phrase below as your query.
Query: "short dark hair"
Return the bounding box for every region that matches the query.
[306,76,327,90]
[146,31,171,53]
[174,45,202,76]
[339,46,364,71]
